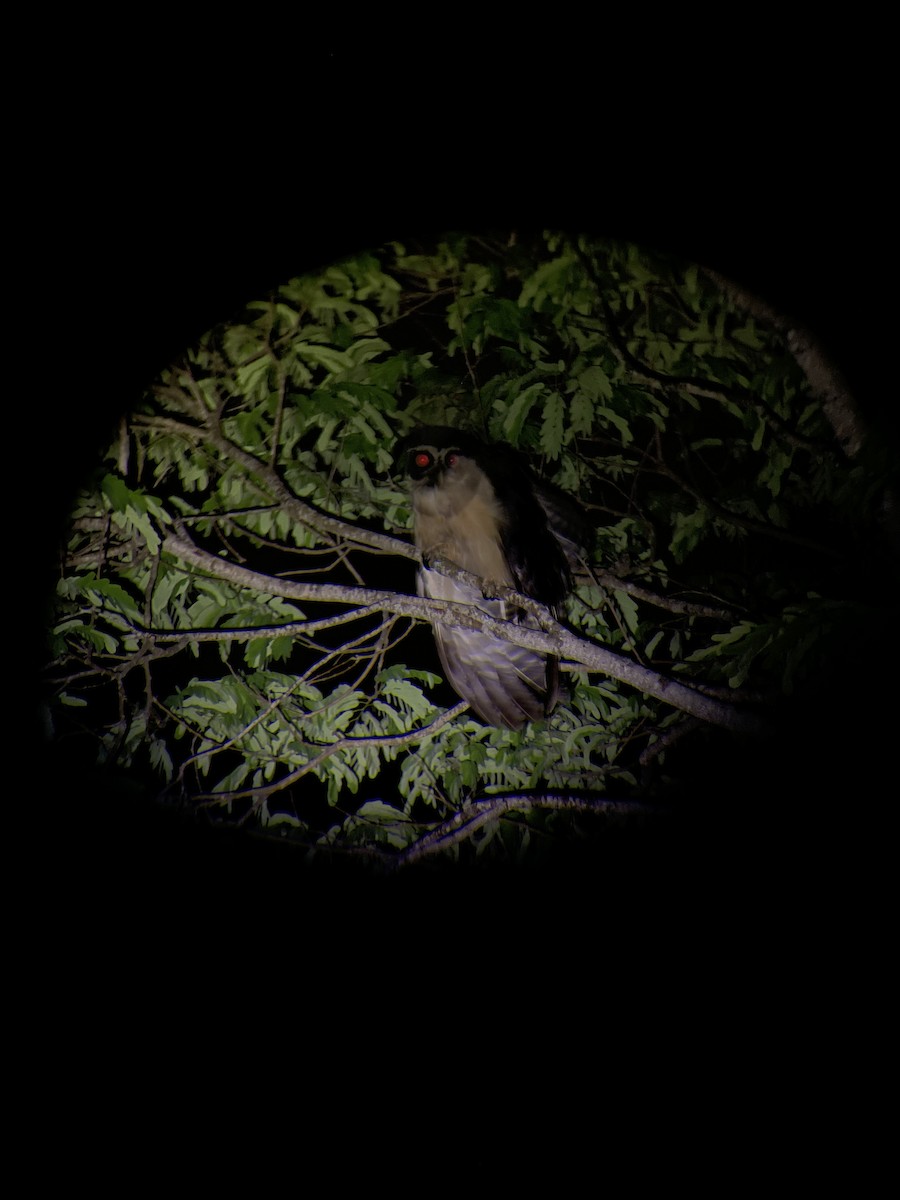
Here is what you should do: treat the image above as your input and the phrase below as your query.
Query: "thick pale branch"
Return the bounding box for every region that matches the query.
[208,429,416,559]
[134,606,389,644]
[163,532,768,735]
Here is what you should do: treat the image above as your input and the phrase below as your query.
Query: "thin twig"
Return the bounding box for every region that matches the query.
[391,792,661,868]
[196,700,469,806]
[588,568,736,620]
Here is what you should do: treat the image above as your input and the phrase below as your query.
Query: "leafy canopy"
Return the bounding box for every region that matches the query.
[45,232,892,867]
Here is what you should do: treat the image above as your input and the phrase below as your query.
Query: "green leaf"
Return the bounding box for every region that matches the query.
[576,365,613,402]
[597,406,633,446]
[346,800,413,849]
[644,630,664,658]
[751,416,766,452]
[101,474,132,511]
[382,678,434,719]
[502,382,544,445]
[296,343,351,375]
[569,391,594,435]
[149,737,174,782]
[540,393,565,458]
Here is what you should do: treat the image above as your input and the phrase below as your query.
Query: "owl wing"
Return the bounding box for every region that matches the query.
[532,476,594,575]
[485,446,581,611]
[418,566,559,730]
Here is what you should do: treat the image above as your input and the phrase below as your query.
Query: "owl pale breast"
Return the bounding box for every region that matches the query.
[411,456,513,586]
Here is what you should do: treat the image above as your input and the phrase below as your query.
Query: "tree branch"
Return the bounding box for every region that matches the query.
[163,532,768,735]
[132,413,418,561]
[390,792,661,868]
[132,605,392,644]
[195,700,469,806]
[589,568,736,620]
[571,241,825,453]
[702,268,868,459]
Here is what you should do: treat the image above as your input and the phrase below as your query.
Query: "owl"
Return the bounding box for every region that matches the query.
[396,425,587,730]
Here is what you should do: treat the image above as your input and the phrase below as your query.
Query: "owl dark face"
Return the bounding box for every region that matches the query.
[397,426,483,484]
[406,442,467,485]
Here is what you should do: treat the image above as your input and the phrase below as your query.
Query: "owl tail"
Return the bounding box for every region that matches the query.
[433,621,559,730]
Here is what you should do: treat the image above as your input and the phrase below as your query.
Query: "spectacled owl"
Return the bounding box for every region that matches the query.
[397,425,587,730]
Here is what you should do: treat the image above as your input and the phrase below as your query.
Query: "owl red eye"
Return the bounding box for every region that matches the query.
[414,452,432,468]
[446,453,459,467]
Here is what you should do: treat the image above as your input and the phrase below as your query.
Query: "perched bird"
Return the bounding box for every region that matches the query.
[396,425,587,729]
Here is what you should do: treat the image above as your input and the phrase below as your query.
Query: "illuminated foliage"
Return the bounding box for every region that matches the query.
[45,233,895,867]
